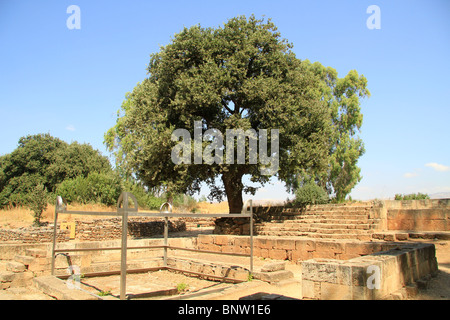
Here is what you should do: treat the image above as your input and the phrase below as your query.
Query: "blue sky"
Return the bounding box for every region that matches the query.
[1,0,449,201]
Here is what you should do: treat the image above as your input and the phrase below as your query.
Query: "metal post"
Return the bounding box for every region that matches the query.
[160,202,172,268]
[120,192,129,300]
[164,217,168,267]
[51,208,58,275]
[249,200,253,273]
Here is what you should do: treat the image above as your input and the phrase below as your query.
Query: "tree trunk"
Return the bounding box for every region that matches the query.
[222,170,244,214]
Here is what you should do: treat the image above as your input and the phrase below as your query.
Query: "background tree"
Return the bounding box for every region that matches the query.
[300,62,370,202]
[105,15,369,212]
[0,133,112,208]
[27,183,48,226]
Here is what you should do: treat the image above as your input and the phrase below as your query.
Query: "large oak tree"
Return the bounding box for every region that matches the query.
[105,15,369,212]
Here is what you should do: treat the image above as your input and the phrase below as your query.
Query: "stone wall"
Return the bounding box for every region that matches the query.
[301,243,438,300]
[74,218,186,241]
[385,199,449,231]
[196,234,438,299]
[197,235,402,261]
[214,199,450,235]
[0,218,186,243]
[0,226,69,243]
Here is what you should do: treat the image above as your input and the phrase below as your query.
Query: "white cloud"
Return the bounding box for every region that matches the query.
[425,162,450,172]
[66,125,75,132]
[403,172,418,178]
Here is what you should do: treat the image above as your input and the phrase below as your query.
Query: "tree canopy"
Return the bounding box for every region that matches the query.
[105,15,369,212]
[0,133,112,208]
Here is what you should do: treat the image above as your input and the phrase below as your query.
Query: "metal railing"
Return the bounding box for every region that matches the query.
[51,192,253,300]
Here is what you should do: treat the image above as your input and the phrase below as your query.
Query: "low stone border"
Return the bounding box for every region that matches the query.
[301,242,438,300]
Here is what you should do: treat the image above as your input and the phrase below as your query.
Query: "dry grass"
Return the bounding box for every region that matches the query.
[195,201,229,214]
[0,201,230,229]
[0,203,117,229]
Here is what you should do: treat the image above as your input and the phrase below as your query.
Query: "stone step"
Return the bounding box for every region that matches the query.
[255,225,375,234]
[268,216,370,223]
[282,207,371,213]
[15,255,36,266]
[33,275,99,300]
[281,218,372,224]
[0,271,16,282]
[253,270,294,284]
[255,222,376,231]
[26,249,47,258]
[294,213,369,219]
[255,230,373,241]
[259,262,286,272]
[6,261,26,273]
[256,231,310,237]
[53,258,164,277]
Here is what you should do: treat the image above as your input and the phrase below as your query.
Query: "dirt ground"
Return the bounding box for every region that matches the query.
[409,239,449,300]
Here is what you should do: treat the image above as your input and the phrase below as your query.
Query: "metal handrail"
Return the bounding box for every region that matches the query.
[51,192,254,300]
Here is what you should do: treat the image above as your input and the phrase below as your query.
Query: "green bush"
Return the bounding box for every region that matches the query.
[146,196,165,210]
[27,184,48,226]
[293,181,329,207]
[172,194,197,212]
[394,193,430,200]
[123,180,165,210]
[0,133,113,209]
[56,172,122,206]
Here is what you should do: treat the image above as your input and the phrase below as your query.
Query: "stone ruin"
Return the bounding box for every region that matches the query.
[0,199,448,300]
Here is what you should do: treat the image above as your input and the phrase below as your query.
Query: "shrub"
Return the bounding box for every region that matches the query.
[172,194,197,212]
[123,180,165,210]
[293,181,329,207]
[56,172,122,206]
[394,193,430,200]
[27,184,48,226]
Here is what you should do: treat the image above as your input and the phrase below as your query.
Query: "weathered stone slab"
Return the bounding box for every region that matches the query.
[33,276,99,300]
[260,262,285,272]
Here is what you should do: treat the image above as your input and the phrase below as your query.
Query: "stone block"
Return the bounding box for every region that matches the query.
[260,248,270,259]
[213,235,229,245]
[33,276,99,300]
[14,255,35,266]
[260,262,286,272]
[254,270,293,283]
[316,241,345,255]
[6,261,26,273]
[301,259,338,283]
[291,249,313,262]
[201,243,221,252]
[302,280,318,299]
[395,233,409,241]
[255,238,275,250]
[0,271,15,282]
[26,248,47,258]
[295,239,316,252]
[320,282,352,300]
[405,283,418,298]
[10,271,34,287]
[198,234,213,244]
[233,237,250,248]
[233,270,250,281]
[275,239,296,250]
[269,249,287,260]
